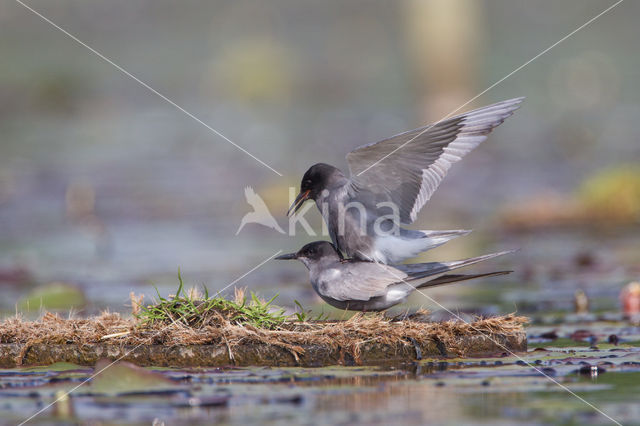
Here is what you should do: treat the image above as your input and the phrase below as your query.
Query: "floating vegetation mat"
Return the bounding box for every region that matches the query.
[0,312,527,368]
[0,285,528,367]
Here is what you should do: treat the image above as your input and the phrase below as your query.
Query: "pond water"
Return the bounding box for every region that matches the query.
[1,319,639,425]
[1,223,639,424]
[2,2,639,423]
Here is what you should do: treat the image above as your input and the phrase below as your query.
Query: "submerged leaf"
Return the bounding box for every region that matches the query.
[90,359,175,395]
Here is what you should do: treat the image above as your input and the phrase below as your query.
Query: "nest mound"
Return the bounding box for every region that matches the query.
[0,311,528,367]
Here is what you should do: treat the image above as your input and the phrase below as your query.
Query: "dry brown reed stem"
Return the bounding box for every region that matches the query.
[0,311,528,365]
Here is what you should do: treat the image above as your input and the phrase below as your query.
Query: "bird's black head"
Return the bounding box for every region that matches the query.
[275,241,341,264]
[287,163,343,216]
[300,163,339,197]
[296,241,339,261]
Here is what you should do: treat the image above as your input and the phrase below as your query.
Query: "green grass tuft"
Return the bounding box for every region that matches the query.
[293,300,329,322]
[136,271,288,330]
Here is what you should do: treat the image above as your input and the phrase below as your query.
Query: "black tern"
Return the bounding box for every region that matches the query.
[288,98,524,263]
[276,241,512,312]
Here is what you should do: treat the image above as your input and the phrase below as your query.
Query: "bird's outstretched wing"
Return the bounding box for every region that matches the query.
[346,98,524,224]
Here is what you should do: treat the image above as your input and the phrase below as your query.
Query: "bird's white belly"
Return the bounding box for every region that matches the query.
[375,230,472,264]
[374,235,430,264]
[385,287,409,304]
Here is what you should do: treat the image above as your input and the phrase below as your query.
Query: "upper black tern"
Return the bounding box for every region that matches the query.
[288,98,524,263]
[276,241,512,311]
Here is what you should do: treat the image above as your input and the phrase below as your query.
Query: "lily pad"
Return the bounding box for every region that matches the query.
[20,362,87,373]
[90,359,177,395]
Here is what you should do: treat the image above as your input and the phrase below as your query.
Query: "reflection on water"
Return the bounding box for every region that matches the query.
[2,342,640,425]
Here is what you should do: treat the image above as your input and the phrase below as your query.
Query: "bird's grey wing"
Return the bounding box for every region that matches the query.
[346,98,524,223]
[395,250,514,278]
[322,263,407,302]
[417,271,512,288]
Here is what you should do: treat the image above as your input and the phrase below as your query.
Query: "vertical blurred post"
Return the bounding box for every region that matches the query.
[403,0,484,120]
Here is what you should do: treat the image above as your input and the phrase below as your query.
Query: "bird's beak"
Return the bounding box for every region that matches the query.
[275,252,298,260]
[287,190,310,217]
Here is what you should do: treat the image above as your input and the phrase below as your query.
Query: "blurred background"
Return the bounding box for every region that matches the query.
[1,0,638,319]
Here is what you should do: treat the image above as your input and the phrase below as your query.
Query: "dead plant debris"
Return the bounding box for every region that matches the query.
[0,310,528,365]
[0,281,528,366]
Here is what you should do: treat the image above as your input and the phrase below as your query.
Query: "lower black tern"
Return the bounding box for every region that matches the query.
[276,241,512,311]
[288,98,524,264]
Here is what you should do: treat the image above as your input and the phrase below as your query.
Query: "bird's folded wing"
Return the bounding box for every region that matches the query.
[416,271,512,289]
[346,97,524,224]
[323,264,406,302]
[395,250,515,278]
